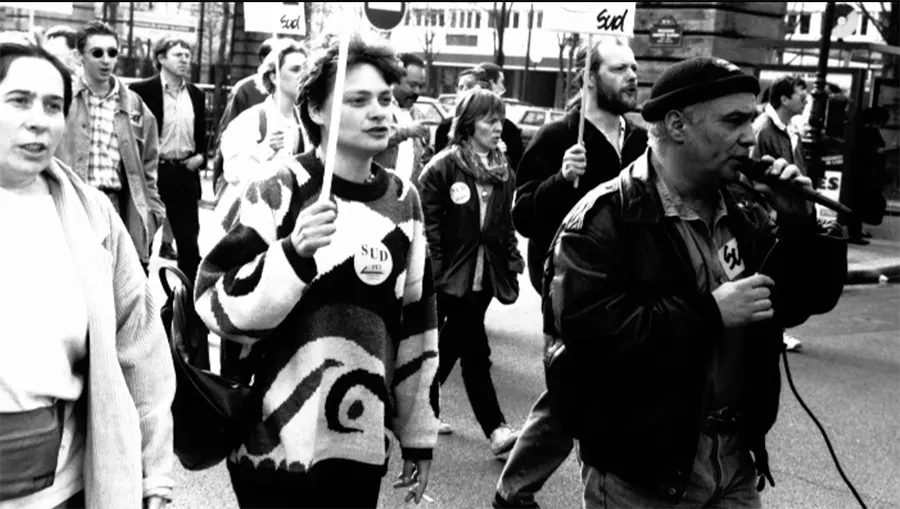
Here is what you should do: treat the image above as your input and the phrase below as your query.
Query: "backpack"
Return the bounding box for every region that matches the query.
[212,107,269,201]
[158,266,252,471]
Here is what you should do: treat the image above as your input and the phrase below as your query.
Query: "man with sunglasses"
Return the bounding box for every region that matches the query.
[56,20,165,275]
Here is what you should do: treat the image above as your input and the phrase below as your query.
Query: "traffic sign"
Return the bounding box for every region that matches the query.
[364,2,406,31]
[649,16,683,47]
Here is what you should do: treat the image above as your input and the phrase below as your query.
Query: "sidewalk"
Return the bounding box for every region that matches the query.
[197,173,900,285]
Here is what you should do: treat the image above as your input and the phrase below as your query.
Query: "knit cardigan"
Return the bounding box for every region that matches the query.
[195,151,440,473]
[42,159,176,507]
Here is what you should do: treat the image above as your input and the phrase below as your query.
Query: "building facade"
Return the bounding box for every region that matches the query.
[782,1,889,67]
[388,2,789,108]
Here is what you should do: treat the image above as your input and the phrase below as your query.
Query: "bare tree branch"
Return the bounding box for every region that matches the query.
[857,2,888,39]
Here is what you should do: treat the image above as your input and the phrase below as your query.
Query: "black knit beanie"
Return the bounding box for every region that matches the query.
[642,57,760,122]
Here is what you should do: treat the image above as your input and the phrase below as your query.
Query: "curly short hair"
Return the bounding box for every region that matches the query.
[298,32,405,147]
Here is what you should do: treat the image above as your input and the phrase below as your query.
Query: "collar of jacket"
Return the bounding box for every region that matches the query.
[563,106,637,142]
[617,150,768,229]
[73,75,132,115]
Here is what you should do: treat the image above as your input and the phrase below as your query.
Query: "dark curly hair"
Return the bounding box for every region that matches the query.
[298,32,405,147]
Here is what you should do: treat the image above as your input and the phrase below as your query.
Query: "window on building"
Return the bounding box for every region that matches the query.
[450,10,456,28]
[799,13,811,34]
[405,9,412,25]
[488,12,495,28]
[468,11,474,28]
[786,13,798,33]
[476,12,482,28]
[415,9,423,26]
[513,11,519,28]
[446,34,478,47]
[537,10,543,28]
[860,14,868,35]
[439,11,445,27]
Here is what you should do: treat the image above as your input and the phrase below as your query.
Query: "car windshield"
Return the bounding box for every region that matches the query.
[414,101,445,123]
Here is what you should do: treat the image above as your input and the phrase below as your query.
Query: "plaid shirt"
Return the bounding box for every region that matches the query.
[85,77,122,190]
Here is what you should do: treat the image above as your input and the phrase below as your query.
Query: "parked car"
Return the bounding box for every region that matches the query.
[413,97,449,149]
[512,107,566,147]
[437,93,456,111]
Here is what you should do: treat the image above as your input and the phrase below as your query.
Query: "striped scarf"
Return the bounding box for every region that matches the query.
[447,142,510,185]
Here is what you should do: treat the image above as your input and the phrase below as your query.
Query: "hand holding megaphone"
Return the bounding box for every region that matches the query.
[739,156,853,218]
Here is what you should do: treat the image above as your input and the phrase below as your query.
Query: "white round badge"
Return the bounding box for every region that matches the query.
[354,242,394,286]
[450,182,471,205]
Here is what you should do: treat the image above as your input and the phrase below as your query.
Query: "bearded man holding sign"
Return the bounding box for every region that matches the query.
[194,32,439,508]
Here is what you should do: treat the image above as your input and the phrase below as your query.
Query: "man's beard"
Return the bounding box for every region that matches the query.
[595,87,635,115]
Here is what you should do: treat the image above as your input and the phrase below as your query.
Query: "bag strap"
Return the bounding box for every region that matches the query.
[257,106,267,143]
[158,265,194,301]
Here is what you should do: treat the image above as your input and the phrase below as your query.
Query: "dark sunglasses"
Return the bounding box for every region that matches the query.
[89,47,118,59]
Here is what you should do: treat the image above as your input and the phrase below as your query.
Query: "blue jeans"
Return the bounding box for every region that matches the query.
[581,431,760,508]
[496,390,575,504]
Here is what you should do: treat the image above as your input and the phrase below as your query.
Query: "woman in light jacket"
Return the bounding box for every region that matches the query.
[418,88,525,457]
[0,42,175,509]
[219,39,308,189]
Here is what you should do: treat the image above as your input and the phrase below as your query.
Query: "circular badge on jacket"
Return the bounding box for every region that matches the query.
[450,182,471,205]
[354,242,394,286]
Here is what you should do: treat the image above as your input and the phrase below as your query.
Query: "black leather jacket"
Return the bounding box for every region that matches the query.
[543,151,846,502]
[419,149,525,304]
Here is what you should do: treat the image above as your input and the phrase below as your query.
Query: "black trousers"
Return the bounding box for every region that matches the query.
[227,459,385,509]
[437,286,506,438]
[158,160,201,283]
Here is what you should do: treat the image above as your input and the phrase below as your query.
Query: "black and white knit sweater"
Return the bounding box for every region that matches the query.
[195,151,440,473]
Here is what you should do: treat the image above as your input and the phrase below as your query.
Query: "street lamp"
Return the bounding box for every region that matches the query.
[803,1,837,188]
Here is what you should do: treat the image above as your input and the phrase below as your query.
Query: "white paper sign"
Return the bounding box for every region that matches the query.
[816,169,842,220]
[244,2,306,36]
[0,2,73,14]
[543,3,635,36]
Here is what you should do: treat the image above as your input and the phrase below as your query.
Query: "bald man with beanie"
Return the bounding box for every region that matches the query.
[545,57,846,508]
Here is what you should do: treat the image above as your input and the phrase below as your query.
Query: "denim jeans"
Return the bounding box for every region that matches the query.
[581,431,760,509]
[496,390,575,504]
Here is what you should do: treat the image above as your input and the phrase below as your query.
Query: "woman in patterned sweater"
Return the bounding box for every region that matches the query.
[194,32,440,509]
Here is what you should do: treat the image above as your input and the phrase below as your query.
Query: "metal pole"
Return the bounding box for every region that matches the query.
[523,2,533,99]
[805,0,837,188]
[196,1,205,83]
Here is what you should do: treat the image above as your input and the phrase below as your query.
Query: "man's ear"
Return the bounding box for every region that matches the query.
[664,110,689,143]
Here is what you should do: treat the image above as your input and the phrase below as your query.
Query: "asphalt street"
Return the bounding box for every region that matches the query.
[151,208,900,509]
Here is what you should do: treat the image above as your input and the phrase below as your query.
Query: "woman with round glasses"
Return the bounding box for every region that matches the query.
[0,42,175,508]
